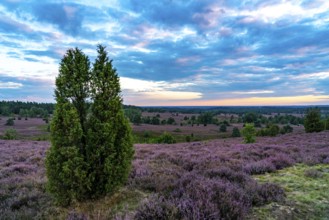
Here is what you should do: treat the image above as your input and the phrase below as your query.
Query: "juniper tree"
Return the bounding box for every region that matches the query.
[46,48,91,205]
[86,45,134,197]
[46,45,134,205]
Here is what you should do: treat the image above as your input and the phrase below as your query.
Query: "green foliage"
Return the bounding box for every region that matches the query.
[241,123,256,143]
[198,112,213,126]
[173,128,182,132]
[125,108,142,125]
[46,45,134,206]
[167,117,175,125]
[156,132,176,144]
[185,135,191,142]
[267,124,280,136]
[151,116,160,125]
[219,124,227,132]
[280,125,293,134]
[243,112,257,123]
[5,118,14,126]
[231,127,241,137]
[3,128,18,140]
[324,117,329,130]
[304,108,324,133]
[256,124,280,137]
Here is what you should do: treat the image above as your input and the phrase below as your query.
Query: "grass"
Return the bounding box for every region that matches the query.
[61,188,147,219]
[251,164,329,220]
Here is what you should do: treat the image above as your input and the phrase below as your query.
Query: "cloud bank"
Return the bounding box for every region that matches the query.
[1,0,329,105]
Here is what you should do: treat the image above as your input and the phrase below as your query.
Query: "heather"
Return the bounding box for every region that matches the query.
[1,131,329,219]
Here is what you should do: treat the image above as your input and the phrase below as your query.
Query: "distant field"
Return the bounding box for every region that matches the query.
[0,112,306,143]
[0,117,49,140]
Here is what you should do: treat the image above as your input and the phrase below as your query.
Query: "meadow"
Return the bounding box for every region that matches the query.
[1,127,329,219]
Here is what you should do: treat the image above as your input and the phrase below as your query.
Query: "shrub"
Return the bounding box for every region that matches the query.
[243,160,276,175]
[231,127,241,137]
[219,124,227,132]
[241,123,256,143]
[185,135,191,142]
[143,131,151,138]
[156,132,176,144]
[267,124,280,136]
[256,124,281,137]
[167,117,175,125]
[255,183,285,205]
[5,118,14,126]
[3,128,18,140]
[304,108,323,133]
[173,128,181,132]
[280,124,293,134]
[46,45,134,205]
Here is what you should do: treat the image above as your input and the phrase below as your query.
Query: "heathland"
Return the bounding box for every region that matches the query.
[1,103,329,219]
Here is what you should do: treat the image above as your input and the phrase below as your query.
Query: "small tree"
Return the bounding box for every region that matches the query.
[87,45,134,197]
[231,127,241,137]
[220,124,227,132]
[304,108,323,133]
[241,123,256,143]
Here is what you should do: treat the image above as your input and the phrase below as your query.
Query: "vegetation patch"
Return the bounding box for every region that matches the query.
[251,164,329,220]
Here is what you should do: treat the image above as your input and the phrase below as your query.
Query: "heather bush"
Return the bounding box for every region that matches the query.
[243,160,276,175]
[255,183,285,204]
[241,123,256,143]
[134,195,180,220]
[269,154,294,169]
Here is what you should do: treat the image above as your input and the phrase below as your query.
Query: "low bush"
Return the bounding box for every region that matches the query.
[219,124,227,132]
[3,128,18,140]
[156,132,176,144]
[231,127,241,137]
[5,118,14,126]
[280,124,293,134]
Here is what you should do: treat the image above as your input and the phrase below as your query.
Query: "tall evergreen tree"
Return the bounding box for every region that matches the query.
[87,45,134,197]
[46,48,91,205]
[46,45,134,205]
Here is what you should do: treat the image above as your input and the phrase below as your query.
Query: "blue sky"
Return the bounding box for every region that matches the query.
[1,0,329,106]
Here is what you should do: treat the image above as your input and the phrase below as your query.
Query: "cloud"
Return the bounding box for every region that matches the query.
[0,81,23,89]
[1,0,329,105]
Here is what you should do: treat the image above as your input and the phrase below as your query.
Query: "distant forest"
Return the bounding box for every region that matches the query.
[1,101,329,117]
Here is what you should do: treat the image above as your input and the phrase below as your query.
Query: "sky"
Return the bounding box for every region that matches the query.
[1,0,329,106]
